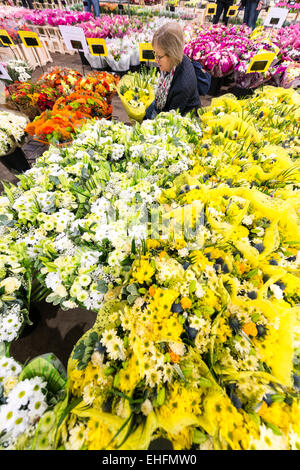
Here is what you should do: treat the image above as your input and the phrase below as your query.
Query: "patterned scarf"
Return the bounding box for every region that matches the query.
[155,66,176,111]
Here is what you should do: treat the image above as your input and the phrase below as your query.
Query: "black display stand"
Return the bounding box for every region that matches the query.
[231,86,255,99]
[208,76,224,96]
[0,147,31,174]
[18,305,41,339]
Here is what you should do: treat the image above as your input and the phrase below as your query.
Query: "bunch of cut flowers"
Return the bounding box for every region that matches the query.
[52,91,113,120]
[36,67,83,97]
[117,66,159,122]
[0,351,67,450]
[24,108,92,144]
[0,59,33,85]
[0,85,299,450]
[74,71,120,103]
[0,109,28,156]
[5,82,60,120]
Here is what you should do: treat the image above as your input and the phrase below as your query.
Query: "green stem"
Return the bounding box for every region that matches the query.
[5,341,10,358]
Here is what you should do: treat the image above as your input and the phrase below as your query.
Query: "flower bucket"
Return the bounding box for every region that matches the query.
[105,55,131,72]
[130,48,140,67]
[0,146,31,174]
[84,53,107,70]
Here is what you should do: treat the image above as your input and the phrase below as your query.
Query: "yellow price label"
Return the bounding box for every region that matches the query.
[206,3,217,15]
[0,29,14,46]
[139,43,155,62]
[246,52,276,74]
[250,25,264,39]
[18,30,42,48]
[226,5,238,17]
[86,37,108,56]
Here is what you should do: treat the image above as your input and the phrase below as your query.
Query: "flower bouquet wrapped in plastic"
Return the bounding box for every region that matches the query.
[25,108,91,145]
[74,71,120,104]
[37,67,82,96]
[117,68,158,122]
[52,91,113,119]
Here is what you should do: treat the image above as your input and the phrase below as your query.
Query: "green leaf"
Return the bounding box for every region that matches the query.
[198,377,212,388]
[127,294,138,305]
[265,422,283,436]
[96,280,108,294]
[19,354,67,394]
[193,429,208,445]
[189,280,197,295]
[127,284,138,295]
[245,268,259,279]
[156,387,165,406]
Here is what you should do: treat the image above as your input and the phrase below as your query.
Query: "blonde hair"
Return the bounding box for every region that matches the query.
[152,22,184,67]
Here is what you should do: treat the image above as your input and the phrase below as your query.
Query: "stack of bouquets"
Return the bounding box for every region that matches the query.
[184,24,253,77]
[185,22,300,89]
[0,109,28,157]
[0,59,33,85]
[5,82,61,120]
[23,8,93,27]
[74,71,120,103]
[24,108,92,144]
[24,70,119,143]
[52,91,113,120]
[234,41,281,89]
[0,352,67,450]
[36,67,83,96]
[0,85,299,450]
[276,1,300,12]
[81,15,143,39]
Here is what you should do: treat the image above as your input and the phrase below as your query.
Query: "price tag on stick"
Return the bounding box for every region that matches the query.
[227,5,238,17]
[206,3,217,15]
[58,25,89,54]
[139,43,155,62]
[264,7,288,28]
[0,29,14,47]
[246,52,276,74]
[18,30,41,48]
[86,37,108,56]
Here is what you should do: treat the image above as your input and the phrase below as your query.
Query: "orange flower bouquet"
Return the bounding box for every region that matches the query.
[37,67,83,96]
[25,108,91,144]
[74,71,120,103]
[52,91,113,119]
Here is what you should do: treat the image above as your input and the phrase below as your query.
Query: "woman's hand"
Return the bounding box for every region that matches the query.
[256,0,263,10]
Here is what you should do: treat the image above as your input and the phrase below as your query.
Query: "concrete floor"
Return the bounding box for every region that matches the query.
[1,51,218,369]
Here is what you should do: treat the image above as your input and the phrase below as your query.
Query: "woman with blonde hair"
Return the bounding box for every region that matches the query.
[145,22,201,119]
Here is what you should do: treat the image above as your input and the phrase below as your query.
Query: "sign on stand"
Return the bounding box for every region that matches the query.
[226,5,238,17]
[139,43,155,62]
[18,30,42,48]
[206,3,217,15]
[264,7,289,28]
[246,51,277,74]
[58,25,89,55]
[0,29,14,47]
[86,38,108,57]
[0,63,12,81]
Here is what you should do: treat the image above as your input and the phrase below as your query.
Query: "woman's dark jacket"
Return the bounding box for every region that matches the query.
[161,55,201,116]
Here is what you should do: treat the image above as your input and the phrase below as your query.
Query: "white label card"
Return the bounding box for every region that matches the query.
[0,63,12,81]
[264,7,289,28]
[58,25,89,54]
